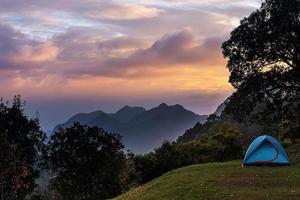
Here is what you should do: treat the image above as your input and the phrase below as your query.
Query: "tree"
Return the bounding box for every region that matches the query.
[46,123,129,200]
[0,95,45,200]
[222,0,300,134]
[207,123,244,161]
[133,153,158,183]
[222,0,300,88]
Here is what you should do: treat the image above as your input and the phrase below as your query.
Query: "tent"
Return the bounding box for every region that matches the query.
[243,135,290,166]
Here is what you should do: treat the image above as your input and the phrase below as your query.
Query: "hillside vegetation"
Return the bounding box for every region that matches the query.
[115,145,300,200]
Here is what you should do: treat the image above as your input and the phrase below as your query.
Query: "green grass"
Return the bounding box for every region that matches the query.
[115,145,300,200]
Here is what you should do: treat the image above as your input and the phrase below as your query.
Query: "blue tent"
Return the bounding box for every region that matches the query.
[243,135,290,166]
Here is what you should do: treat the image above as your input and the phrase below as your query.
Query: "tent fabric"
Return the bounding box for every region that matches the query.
[243,135,290,166]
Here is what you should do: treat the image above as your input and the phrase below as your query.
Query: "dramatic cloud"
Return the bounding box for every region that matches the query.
[102,30,224,68]
[0,0,261,130]
[52,29,224,78]
[0,23,60,74]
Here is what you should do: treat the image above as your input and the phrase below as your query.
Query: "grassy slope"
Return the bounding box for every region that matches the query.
[115,145,300,200]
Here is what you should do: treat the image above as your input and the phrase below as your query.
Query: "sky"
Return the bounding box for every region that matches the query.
[0,0,261,131]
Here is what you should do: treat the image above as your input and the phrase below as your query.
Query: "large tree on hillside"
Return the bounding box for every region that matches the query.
[222,0,300,135]
[0,96,45,200]
[46,123,129,200]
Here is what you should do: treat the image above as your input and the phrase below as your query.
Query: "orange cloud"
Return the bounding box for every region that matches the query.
[60,30,226,78]
[14,41,60,62]
[3,62,232,101]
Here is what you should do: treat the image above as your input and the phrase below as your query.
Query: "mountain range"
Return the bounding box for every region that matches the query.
[54,103,207,153]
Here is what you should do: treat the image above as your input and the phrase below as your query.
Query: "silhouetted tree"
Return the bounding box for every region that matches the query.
[223,0,300,88]
[0,95,45,200]
[46,123,129,200]
[133,153,158,183]
[222,0,300,135]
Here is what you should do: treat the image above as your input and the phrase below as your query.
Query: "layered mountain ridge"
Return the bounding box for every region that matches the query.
[54,103,207,153]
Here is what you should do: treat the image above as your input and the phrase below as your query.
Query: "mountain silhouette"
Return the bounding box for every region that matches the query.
[54,103,207,153]
[214,98,230,116]
[112,105,146,123]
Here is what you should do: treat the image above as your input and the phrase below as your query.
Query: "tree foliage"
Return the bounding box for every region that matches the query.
[46,123,129,200]
[222,0,300,88]
[222,0,300,137]
[0,96,45,200]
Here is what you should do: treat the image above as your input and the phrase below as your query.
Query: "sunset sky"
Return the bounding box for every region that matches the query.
[0,0,260,131]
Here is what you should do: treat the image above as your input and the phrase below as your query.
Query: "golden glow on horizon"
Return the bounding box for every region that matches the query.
[3,63,232,100]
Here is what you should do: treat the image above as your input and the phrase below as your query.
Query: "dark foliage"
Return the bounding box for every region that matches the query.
[46,123,130,200]
[0,96,45,200]
[222,0,300,138]
[222,0,300,88]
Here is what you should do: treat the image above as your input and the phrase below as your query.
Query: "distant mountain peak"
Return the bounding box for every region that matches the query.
[113,105,146,123]
[158,103,168,108]
[116,105,131,113]
[116,105,146,114]
[174,104,185,109]
[214,98,230,116]
[122,105,131,109]
[157,103,185,110]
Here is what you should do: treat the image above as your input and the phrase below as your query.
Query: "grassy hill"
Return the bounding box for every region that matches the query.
[115,145,300,200]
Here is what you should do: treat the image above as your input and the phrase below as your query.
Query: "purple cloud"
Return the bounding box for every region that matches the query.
[103,30,202,67]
